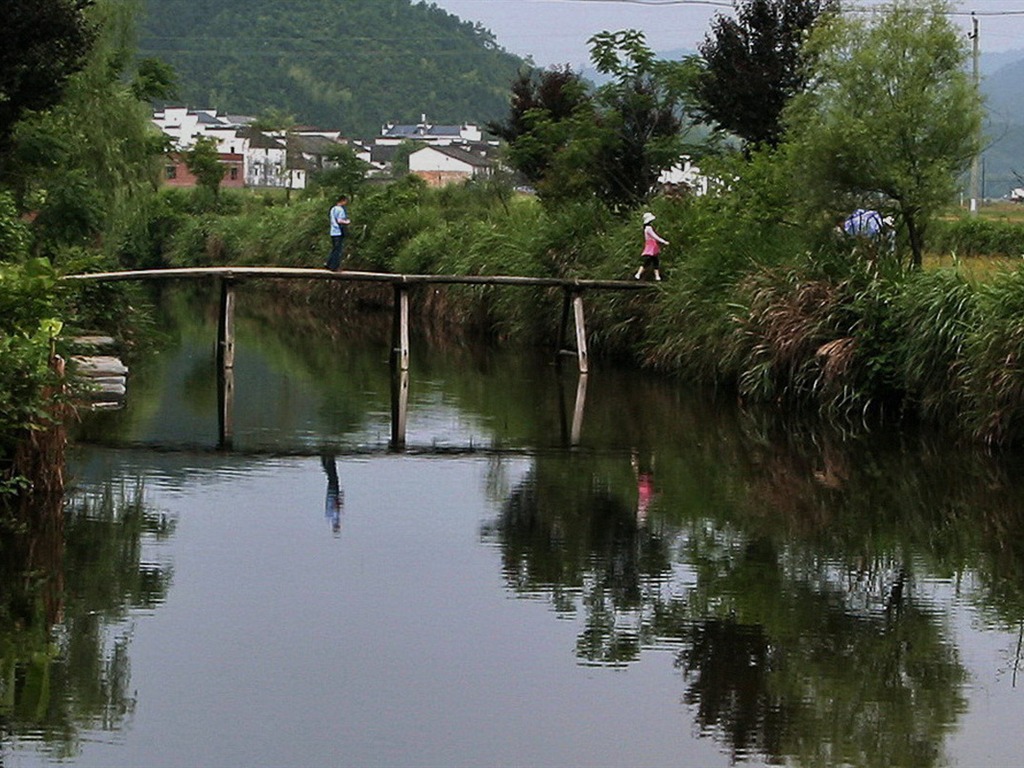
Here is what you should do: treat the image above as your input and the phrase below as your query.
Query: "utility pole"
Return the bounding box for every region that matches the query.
[969,12,980,215]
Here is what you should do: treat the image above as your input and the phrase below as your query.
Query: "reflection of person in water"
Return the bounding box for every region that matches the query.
[320,454,344,536]
[631,450,655,527]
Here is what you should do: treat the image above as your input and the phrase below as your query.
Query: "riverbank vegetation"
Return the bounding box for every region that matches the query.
[1,0,167,507]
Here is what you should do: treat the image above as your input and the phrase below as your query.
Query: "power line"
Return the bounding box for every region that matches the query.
[514,0,1024,15]
[504,0,733,5]
[948,8,1024,14]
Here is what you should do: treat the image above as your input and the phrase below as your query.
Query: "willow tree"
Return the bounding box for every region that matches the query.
[11,0,169,262]
[783,0,982,268]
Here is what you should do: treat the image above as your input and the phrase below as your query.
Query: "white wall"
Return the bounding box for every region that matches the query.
[409,148,473,174]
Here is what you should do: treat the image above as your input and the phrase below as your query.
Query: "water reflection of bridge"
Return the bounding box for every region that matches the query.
[63,267,649,449]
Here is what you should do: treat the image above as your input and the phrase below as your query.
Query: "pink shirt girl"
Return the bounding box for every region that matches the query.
[643,224,669,255]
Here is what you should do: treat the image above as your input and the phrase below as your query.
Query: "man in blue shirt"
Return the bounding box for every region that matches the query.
[842,208,883,237]
[324,195,350,271]
[841,208,896,257]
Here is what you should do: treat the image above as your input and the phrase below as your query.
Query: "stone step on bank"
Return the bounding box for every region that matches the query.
[68,335,128,410]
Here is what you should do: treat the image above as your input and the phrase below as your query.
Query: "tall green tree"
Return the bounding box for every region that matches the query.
[491,32,689,209]
[307,144,370,196]
[184,137,226,197]
[692,0,835,150]
[0,0,96,162]
[589,30,688,209]
[9,0,167,261]
[783,0,983,268]
[486,66,591,187]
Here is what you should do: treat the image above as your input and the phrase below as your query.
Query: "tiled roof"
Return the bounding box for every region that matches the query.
[292,135,342,155]
[426,125,461,136]
[370,144,400,163]
[196,111,228,125]
[382,123,464,139]
[238,127,286,150]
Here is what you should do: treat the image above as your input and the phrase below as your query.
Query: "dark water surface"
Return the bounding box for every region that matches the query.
[5,288,1024,767]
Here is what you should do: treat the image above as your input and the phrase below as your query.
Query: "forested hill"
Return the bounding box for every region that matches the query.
[138,0,526,137]
[981,54,1024,196]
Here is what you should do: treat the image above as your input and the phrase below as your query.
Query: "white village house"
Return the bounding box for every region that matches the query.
[151,108,347,190]
[378,115,484,146]
[658,156,709,196]
[151,107,252,150]
[238,127,312,191]
[408,145,497,187]
[152,108,709,193]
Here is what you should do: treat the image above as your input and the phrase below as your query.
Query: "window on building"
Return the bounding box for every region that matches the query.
[166,166,177,180]
[229,167,239,181]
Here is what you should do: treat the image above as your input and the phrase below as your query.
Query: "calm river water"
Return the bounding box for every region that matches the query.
[5,286,1024,767]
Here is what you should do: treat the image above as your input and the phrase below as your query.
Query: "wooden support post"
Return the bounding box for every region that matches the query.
[217,278,236,448]
[391,284,410,372]
[572,290,589,374]
[218,365,235,449]
[570,373,588,446]
[557,289,572,359]
[390,368,409,451]
[556,372,570,445]
[556,286,589,374]
[217,278,236,370]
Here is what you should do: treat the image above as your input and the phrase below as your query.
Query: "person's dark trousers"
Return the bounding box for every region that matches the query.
[325,234,345,270]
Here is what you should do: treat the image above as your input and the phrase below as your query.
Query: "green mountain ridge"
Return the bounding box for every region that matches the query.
[980,54,1024,195]
[138,0,526,137]
[139,1,1024,194]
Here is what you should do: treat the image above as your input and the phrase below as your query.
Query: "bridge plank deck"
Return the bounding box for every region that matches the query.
[61,266,654,291]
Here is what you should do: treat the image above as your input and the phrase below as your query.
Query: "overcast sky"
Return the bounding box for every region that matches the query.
[430,0,1024,67]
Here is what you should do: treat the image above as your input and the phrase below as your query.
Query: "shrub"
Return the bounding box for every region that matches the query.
[0,259,63,493]
[959,267,1024,443]
[892,268,978,419]
[930,217,1024,258]
[0,190,30,261]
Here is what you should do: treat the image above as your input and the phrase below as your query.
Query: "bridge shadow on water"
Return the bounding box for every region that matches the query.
[187,362,591,456]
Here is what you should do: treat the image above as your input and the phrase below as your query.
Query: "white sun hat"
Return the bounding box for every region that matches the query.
[643,212,655,224]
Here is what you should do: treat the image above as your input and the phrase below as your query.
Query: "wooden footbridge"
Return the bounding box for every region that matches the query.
[61,266,654,449]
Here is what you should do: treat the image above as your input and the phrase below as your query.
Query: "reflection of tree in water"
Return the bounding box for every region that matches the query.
[658,537,965,766]
[482,462,674,665]
[485,449,970,766]
[2,449,65,753]
[1,480,175,760]
[675,618,787,760]
[733,412,1024,633]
